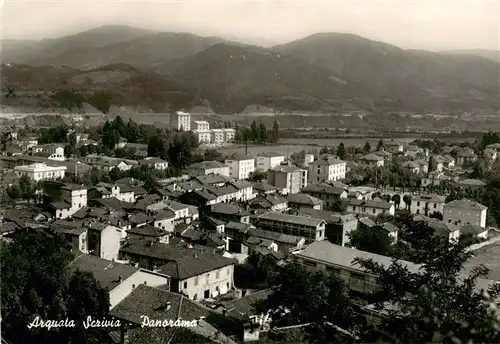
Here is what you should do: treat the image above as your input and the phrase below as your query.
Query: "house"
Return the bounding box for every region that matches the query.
[222,128,235,143]
[225,154,255,180]
[249,194,288,213]
[89,183,135,203]
[172,111,191,131]
[18,136,38,150]
[69,254,170,309]
[373,150,392,162]
[402,161,421,174]
[187,161,230,177]
[251,182,278,195]
[287,193,323,210]
[153,209,177,232]
[267,165,307,194]
[87,221,122,261]
[139,157,168,170]
[308,156,346,182]
[32,144,65,161]
[114,137,128,149]
[255,211,326,242]
[84,155,138,172]
[347,199,395,217]
[358,154,384,167]
[157,252,236,300]
[302,183,348,209]
[348,186,377,201]
[293,208,358,247]
[443,199,488,228]
[210,129,225,144]
[51,220,88,253]
[230,180,254,202]
[373,222,399,243]
[44,182,88,219]
[460,224,489,240]
[383,141,404,153]
[256,152,285,171]
[210,203,250,224]
[421,171,453,187]
[414,215,461,243]
[294,240,420,294]
[410,194,445,216]
[456,149,477,166]
[14,163,66,181]
[126,225,171,243]
[459,179,486,191]
[247,228,305,254]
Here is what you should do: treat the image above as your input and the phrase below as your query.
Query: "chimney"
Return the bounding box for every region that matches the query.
[118,275,123,283]
[149,241,154,247]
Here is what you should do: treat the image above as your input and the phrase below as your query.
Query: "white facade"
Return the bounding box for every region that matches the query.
[225,157,255,180]
[33,145,65,161]
[194,130,212,144]
[308,158,346,183]
[443,200,488,228]
[410,195,445,216]
[174,111,191,131]
[15,163,66,181]
[304,154,315,166]
[192,120,210,131]
[256,154,285,171]
[211,129,225,145]
[178,264,234,301]
[222,129,235,143]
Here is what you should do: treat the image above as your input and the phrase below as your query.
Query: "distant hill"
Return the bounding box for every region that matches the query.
[273,33,500,111]
[2,25,158,64]
[441,49,500,63]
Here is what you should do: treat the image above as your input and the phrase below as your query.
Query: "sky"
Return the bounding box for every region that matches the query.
[0,0,499,51]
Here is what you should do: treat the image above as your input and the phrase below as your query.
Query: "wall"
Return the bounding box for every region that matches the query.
[444,208,486,228]
[154,218,175,232]
[178,264,234,301]
[109,270,171,309]
[100,226,122,261]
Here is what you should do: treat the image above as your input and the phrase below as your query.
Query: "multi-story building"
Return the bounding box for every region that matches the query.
[15,163,66,181]
[443,199,488,228]
[193,130,212,144]
[210,129,225,145]
[139,157,169,170]
[304,154,315,167]
[192,120,210,131]
[45,182,88,219]
[410,194,445,216]
[358,154,385,167]
[267,165,307,194]
[84,155,138,172]
[187,161,230,176]
[87,222,122,261]
[222,128,235,143]
[347,199,395,217]
[225,155,255,180]
[256,152,285,171]
[383,141,404,153]
[172,111,191,131]
[456,149,477,166]
[255,211,326,242]
[308,156,346,183]
[301,183,348,209]
[32,144,65,161]
[458,179,486,192]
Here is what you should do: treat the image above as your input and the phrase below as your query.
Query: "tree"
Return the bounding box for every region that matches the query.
[332,198,347,213]
[248,171,268,182]
[102,129,120,150]
[402,194,412,210]
[376,139,384,151]
[6,184,21,201]
[168,134,192,171]
[391,194,401,209]
[272,118,280,143]
[348,227,393,256]
[147,135,167,159]
[471,159,487,179]
[336,143,346,160]
[354,221,500,344]
[250,120,260,142]
[259,122,268,143]
[363,141,371,153]
[19,175,36,203]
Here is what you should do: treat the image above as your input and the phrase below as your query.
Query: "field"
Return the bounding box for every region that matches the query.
[462,241,500,281]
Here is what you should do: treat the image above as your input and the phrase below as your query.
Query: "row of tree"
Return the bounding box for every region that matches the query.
[234,119,280,144]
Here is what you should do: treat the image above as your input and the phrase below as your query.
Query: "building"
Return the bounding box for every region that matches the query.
[222,128,235,142]
[192,120,210,131]
[458,179,486,191]
[267,165,307,194]
[45,182,88,219]
[187,161,230,177]
[294,240,420,294]
[14,163,66,181]
[421,171,453,188]
[255,211,326,242]
[193,130,211,144]
[359,154,385,167]
[69,254,170,309]
[256,152,285,171]
[172,111,191,131]
[308,156,346,182]
[347,199,395,217]
[87,222,122,261]
[32,144,65,161]
[287,193,323,210]
[301,183,348,209]
[84,155,138,172]
[383,141,404,153]
[225,155,255,180]
[456,149,477,166]
[304,153,315,167]
[158,252,236,300]
[211,129,225,145]
[139,157,168,170]
[246,228,306,254]
[460,224,489,240]
[414,215,461,243]
[410,194,445,216]
[443,199,488,228]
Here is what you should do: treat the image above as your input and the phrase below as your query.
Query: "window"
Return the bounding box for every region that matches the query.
[216,270,220,279]
[194,276,199,286]
[144,281,147,285]
[417,201,420,206]
[372,209,376,214]
[434,203,437,209]
[227,268,230,276]
[183,281,187,289]
[193,294,198,300]
[132,284,136,289]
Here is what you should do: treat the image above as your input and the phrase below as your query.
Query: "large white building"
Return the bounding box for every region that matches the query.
[172,111,191,131]
[410,194,445,216]
[192,120,210,131]
[308,156,346,183]
[32,144,65,161]
[222,128,235,143]
[211,129,225,145]
[225,155,255,180]
[256,152,285,171]
[443,199,488,228]
[15,163,66,181]
[48,183,88,219]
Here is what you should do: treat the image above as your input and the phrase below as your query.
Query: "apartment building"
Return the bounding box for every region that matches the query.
[255,211,326,242]
[308,156,346,182]
[187,161,230,177]
[443,199,488,228]
[267,165,307,194]
[192,120,210,131]
[256,152,285,171]
[301,183,348,209]
[225,155,255,180]
[15,163,66,181]
[193,130,212,144]
[347,199,395,217]
[172,111,191,131]
[45,182,88,219]
[222,128,235,142]
[87,222,122,261]
[211,129,225,145]
[410,194,445,216]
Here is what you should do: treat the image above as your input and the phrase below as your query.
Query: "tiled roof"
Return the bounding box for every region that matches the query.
[188,160,228,170]
[459,179,486,187]
[445,199,487,210]
[348,198,393,210]
[258,211,325,227]
[312,156,345,166]
[360,154,384,162]
[287,193,323,206]
[412,194,445,203]
[302,184,345,196]
[158,252,236,280]
[460,224,488,236]
[259,152,284,158]
[127,225,169,237]
[247,228,303,244]
[251,182,278,193]
[119,239,205,261]
[220,289,273,316]
[49,201,71,209]
[211,203,249,216]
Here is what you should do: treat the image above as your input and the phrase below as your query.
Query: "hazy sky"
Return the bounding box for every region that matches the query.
[1,0,499,51]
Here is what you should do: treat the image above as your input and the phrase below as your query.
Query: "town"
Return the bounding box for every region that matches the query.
[1,109,500,344]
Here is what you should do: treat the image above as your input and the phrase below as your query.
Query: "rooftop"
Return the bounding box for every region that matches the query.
[127,225,170,237]
[458,179,486,187]
[258,211,325,227]
[158,252,236,280]
[287,193,323,206]
[247,228,304,244]
[360,154,384,162]
[348,198,393,210]
[412,194,446,203]
[445,199,488,210]
[119,239,206,261]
